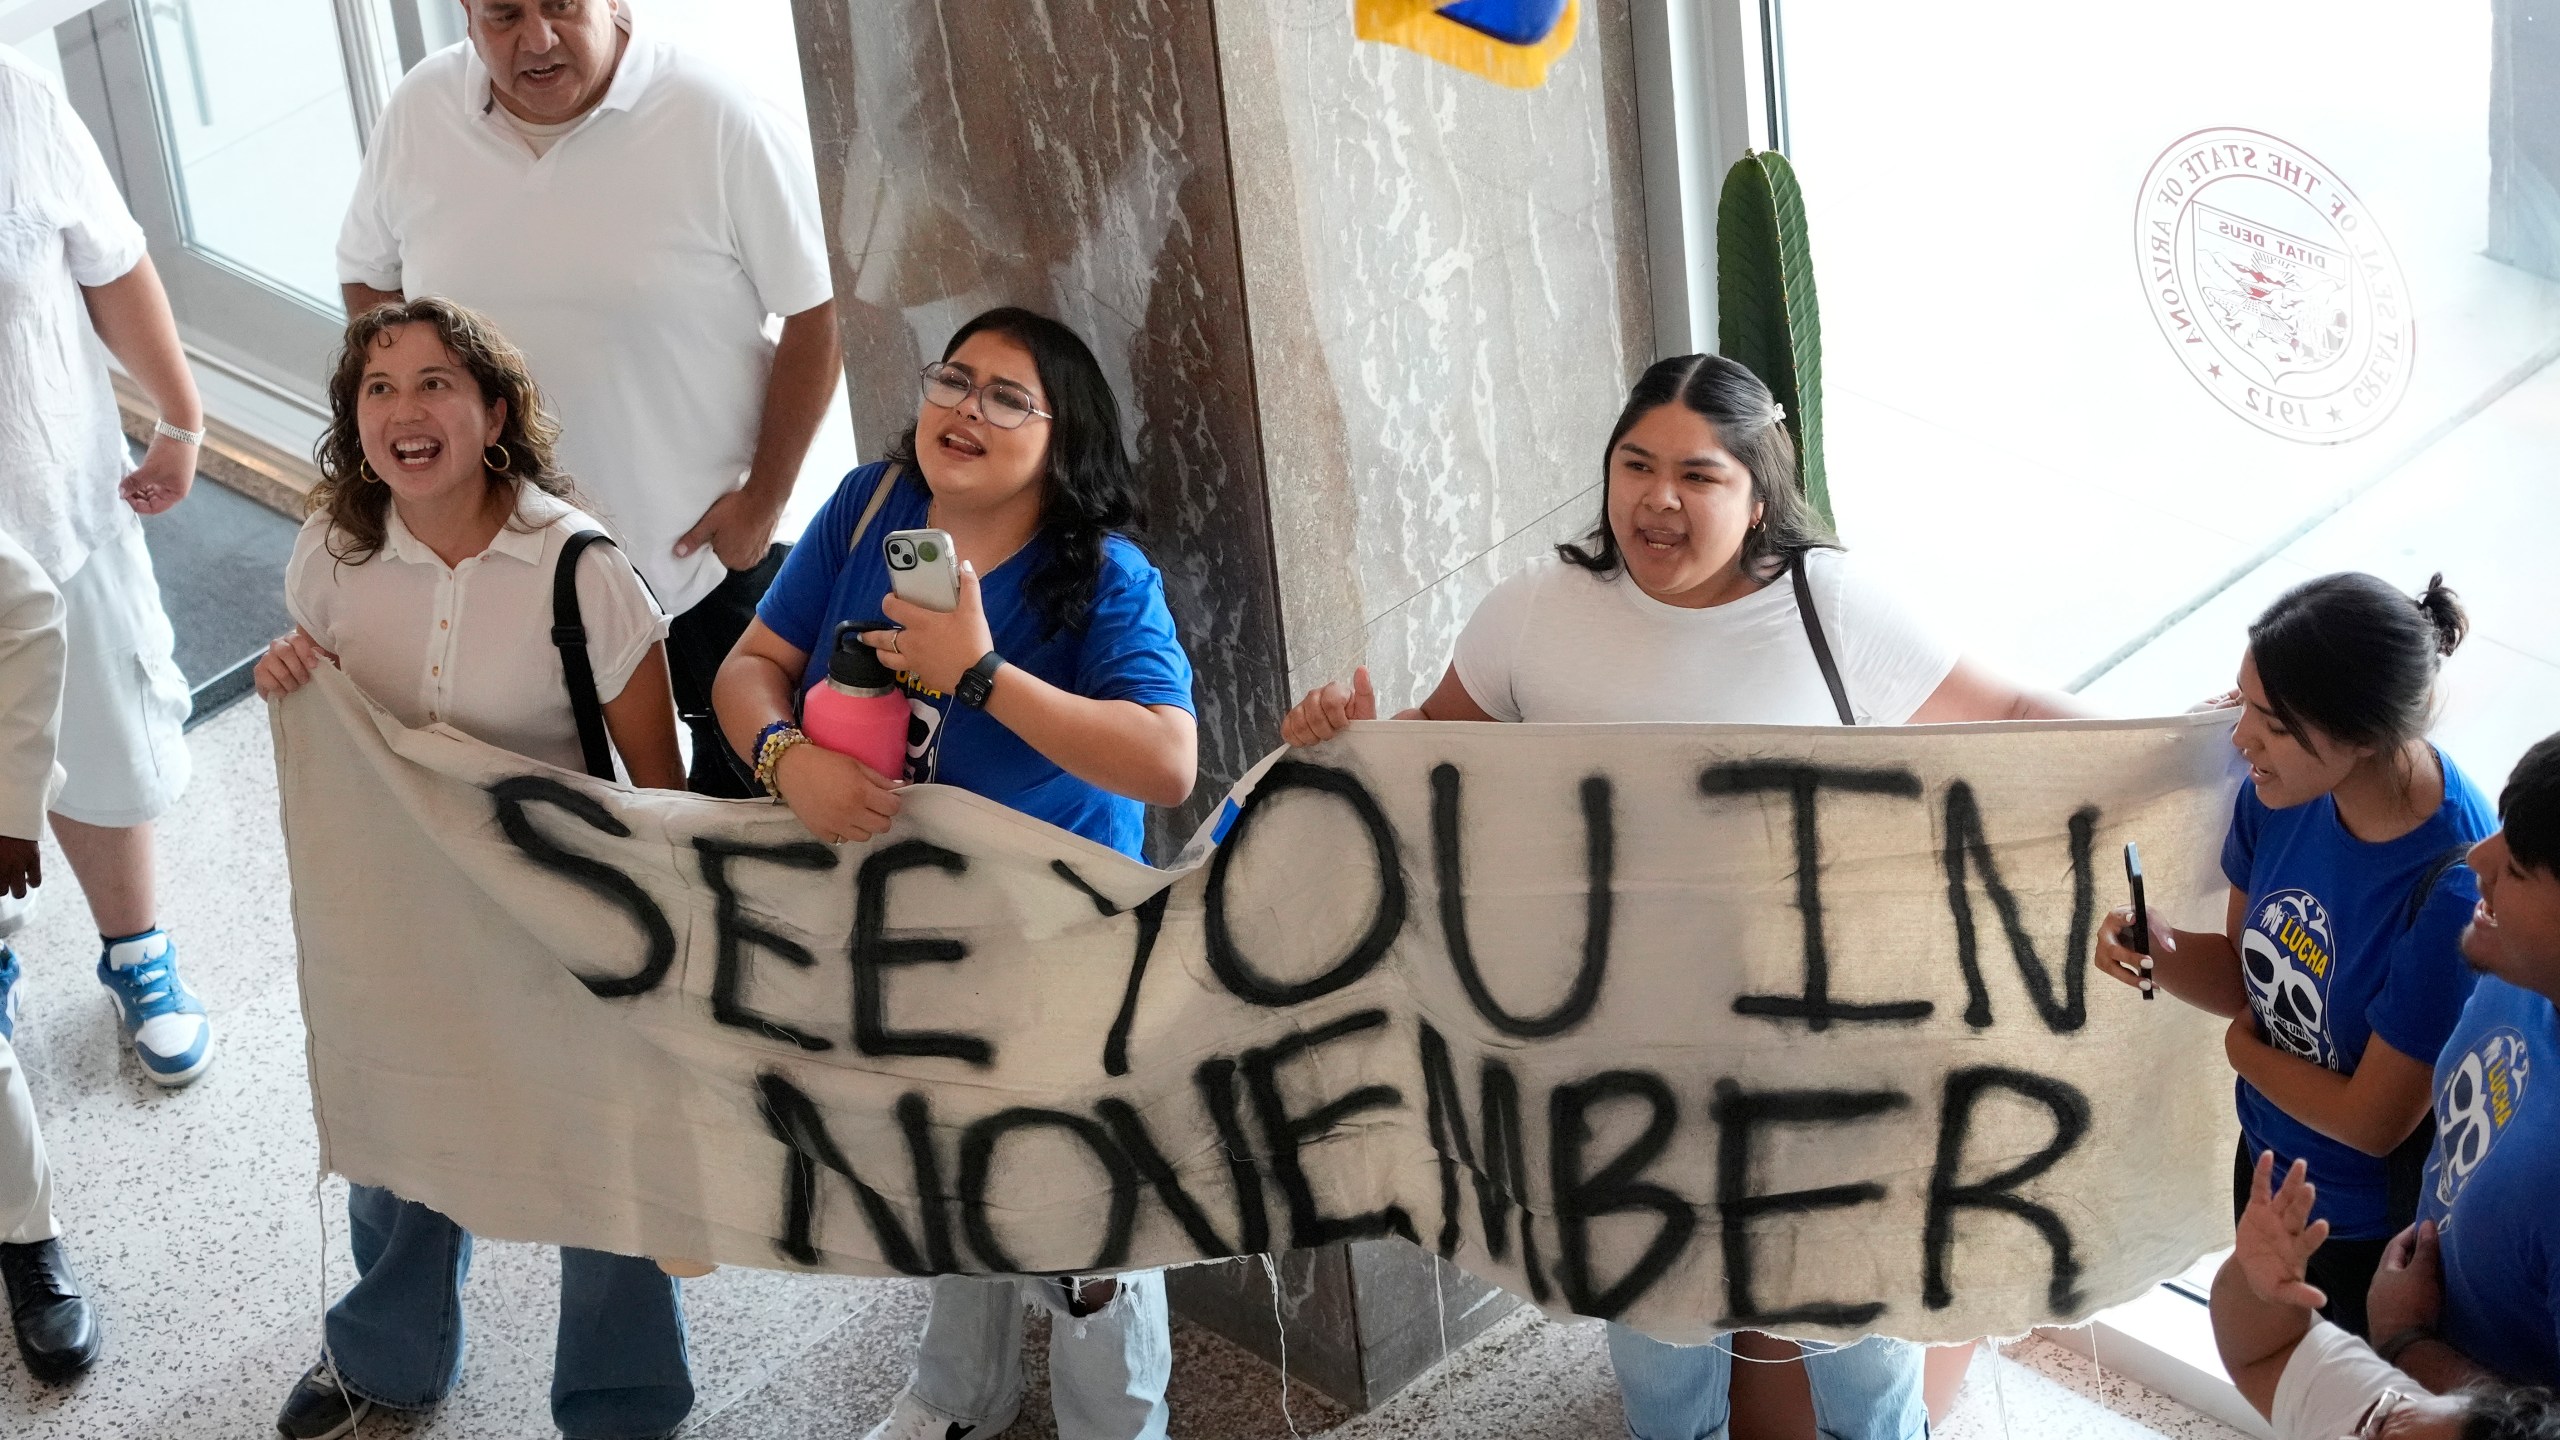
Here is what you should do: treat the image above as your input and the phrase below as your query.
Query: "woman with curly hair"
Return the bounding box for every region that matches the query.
[254,296,690,1440]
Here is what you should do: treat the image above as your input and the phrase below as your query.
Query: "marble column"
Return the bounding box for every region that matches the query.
[790,0,1657,1411]
[1168,0,1655,1405]
[1215,0,1657,714]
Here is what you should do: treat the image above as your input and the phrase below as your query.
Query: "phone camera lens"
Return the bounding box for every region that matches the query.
[887,539,913,568]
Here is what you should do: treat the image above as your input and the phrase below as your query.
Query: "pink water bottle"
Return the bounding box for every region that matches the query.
[801,620,910,780]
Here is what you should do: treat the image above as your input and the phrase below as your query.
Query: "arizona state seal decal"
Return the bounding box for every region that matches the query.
[2135,128,2414,443]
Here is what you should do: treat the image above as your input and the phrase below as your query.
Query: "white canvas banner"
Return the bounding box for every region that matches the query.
[275,668,2245,1345]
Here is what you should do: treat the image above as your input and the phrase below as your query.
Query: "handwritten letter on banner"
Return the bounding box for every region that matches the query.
[275,670,2244,1345]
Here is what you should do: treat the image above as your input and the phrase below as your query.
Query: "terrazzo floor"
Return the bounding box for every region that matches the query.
[0,699,2250,1439]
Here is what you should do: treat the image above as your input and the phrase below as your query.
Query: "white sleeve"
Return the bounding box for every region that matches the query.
[281,517,340,652]
[336,94,405,291]
[1448,565,1545,724]
[0,532,65,842]
[39,70,146,287]
[575,540,673,705]
[721,95,833,318]
[2270,1321,2416,1440]
[1816,552,1959,725]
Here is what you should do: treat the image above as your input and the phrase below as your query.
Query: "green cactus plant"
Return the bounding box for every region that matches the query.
[1716,149,1829,528]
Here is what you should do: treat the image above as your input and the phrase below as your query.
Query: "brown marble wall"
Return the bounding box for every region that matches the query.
[1213,0,1656,708]
[790,0,1286,841]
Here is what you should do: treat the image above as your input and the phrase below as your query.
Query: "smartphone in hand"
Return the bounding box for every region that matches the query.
[884,528,960,612]
[2124,841,2155,999]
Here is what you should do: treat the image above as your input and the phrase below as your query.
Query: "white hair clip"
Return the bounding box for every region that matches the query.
[1767,403,1787,425]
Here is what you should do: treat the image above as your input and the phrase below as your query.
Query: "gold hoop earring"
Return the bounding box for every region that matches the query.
[359,460,381,484]
[483,442,513,473]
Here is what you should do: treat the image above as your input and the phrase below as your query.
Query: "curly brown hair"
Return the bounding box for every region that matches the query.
[311,296,580,563]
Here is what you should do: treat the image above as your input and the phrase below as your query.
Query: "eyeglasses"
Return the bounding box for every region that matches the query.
[919,361,1052,431]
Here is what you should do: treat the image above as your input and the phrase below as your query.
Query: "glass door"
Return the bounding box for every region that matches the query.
[53,0,398,410]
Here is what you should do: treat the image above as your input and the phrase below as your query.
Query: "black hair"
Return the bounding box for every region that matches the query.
[2463,1384,2560,1440]
[2500,733,2560,878]
[884,307,1143,637]
[1558,353,1838,582]
[2246,571,2467,757]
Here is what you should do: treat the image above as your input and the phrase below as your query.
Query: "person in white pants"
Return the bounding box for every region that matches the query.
[0,45,213,1088]
[0,527,102,1382]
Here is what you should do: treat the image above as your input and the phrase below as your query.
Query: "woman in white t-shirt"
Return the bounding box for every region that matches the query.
[1283,353,2084,1440]
[252,298,692,1440]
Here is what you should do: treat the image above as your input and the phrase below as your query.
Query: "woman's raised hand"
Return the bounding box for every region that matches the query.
[2234,1151,2330,1311]
[1281,666,1378,748]
[253,627,334,700]
[2094,901,2177,991]
[770,740,904,845]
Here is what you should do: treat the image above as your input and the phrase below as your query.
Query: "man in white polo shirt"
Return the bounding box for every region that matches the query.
[338,0,839,798]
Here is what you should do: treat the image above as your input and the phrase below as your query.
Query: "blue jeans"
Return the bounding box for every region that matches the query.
[325,1185,693,1439]
[1606,1323,1927,1440]
[910,1272,1171,1439]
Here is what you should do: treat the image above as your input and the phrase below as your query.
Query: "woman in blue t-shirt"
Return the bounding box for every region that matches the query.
[2098,571,2492,1337]
[713,307,1196,1440]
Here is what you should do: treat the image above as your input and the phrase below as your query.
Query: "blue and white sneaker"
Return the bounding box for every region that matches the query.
[0,943,20,1045]
[95,930,212,1086]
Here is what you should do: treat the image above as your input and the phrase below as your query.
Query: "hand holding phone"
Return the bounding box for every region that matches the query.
[884,528,960,613]
[2124,842,2155,1000]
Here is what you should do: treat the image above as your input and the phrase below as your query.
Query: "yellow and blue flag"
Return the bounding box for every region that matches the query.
[1354,0,1578,89]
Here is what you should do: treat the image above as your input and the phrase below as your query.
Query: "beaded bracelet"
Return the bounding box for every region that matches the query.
[751,719,795,769]
[753,723,808,800]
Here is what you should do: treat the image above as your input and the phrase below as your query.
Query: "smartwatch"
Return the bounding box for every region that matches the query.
[956,651,1004,710]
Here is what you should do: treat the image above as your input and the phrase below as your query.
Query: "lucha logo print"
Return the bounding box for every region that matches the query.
[2241,888,2334,1065]
[2433,1028,2531,1210]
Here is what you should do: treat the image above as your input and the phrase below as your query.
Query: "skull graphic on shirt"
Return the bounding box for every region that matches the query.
[2432,1027,2531,1211]
[2241,888,2335,1065]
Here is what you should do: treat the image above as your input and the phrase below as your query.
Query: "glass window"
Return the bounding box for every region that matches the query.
[1779,1,2560,693]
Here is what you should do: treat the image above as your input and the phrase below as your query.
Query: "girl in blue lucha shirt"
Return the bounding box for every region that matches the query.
[714,307,1197,1440]
[2099,572,2491,1339]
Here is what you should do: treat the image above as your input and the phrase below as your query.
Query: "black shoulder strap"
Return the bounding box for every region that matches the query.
[2401,845,2473,933]
[553,529,617,781]
[1791,554,1855,727]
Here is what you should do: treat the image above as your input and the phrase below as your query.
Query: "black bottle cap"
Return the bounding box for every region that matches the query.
[829,619,896,688]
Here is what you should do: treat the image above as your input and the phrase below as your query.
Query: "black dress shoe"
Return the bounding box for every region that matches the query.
[1,1236,101,1381]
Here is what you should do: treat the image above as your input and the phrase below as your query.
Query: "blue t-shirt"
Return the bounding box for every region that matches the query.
[2421,975,2560,1386]
[2220,747,2493,1239]
[758,462,1195,860]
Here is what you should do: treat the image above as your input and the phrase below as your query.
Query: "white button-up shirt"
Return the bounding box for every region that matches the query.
[0,47,146,583]
[335,8,833,616]
[285,488,669,774]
